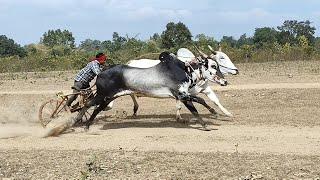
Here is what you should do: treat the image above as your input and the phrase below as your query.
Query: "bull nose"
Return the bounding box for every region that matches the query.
[234,69,239,75]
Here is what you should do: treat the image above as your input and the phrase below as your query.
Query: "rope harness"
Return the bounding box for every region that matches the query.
[184,56,225,89]
[184,58,206,89]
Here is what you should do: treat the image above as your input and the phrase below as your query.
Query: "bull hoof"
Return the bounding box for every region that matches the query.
[84,125,90,132]
[199,122,211,131]
[103,107,112,111]
[209,108,217,115]
[176,115,182,120]
[226,113,233,117]
[198,119,207,128]
[176,118,189,124]
[211,114,218,119]
[201,126,211,131]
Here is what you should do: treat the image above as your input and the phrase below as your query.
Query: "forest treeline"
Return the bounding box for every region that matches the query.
[0,20,319,72]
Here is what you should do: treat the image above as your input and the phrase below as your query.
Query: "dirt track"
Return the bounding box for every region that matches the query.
[1,62,320,179]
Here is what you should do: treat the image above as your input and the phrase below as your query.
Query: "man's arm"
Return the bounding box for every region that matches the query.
[92,61,102,75]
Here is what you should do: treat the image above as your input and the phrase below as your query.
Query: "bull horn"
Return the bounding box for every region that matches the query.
[208,45,214,52]
[193,45,208,58]
[218,43,222,51]
[207,45,217,55]
[198,49,208,59]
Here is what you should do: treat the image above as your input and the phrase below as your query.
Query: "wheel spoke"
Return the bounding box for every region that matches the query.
[39,99,71,128]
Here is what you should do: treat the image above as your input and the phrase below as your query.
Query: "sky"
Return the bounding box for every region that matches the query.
[0,0,320,45]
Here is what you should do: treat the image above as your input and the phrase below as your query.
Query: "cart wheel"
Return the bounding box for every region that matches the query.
[38,99,71,128]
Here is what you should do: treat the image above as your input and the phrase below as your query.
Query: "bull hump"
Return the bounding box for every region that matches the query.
[159,52,171,62]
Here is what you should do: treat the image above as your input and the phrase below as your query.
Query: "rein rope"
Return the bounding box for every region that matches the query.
[218,64,237,71]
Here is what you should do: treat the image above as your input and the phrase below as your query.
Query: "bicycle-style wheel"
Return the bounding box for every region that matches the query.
[38,99,71,127]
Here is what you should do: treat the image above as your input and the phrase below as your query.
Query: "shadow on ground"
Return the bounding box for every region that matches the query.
[94,113,233,131]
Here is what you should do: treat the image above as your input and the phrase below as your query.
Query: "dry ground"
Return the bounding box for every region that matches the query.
[0,61,320,179]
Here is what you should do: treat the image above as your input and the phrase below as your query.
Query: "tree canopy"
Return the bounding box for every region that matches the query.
[41,29,75,48]
[277,20,316,45]
[79,39,102,52]
[253,27,278,48]
[0,35,26,57]
[0,19,319,73]
[161,22,192,49]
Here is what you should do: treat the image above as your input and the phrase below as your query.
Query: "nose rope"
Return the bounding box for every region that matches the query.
[219,64,237,71]
[208,75,221,83]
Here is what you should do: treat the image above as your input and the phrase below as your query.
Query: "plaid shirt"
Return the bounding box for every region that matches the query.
[75,60,102,84]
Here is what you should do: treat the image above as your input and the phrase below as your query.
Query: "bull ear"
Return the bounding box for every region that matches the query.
[218,44,222,51]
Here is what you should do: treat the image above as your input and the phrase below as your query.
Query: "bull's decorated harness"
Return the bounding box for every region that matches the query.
[184,57,206,89]
[184,56,222,90]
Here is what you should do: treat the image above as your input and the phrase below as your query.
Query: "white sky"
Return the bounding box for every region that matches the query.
[0,0,319,45]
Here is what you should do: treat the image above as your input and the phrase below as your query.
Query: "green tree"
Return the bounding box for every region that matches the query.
[220,36,237,48]
[0,35,26,57]
[277,31,294,46]
[150,33,160,41]
[144,40,160,53]
[237,33,253,47]
[123,37,145,55]
[41,29,75,48]
[277,20,316,45]
[79,39,102,52]
[161,22,192,49]
[101,40,113,52]
[240,44,254,61]
[50,45,72,57]
[298,35,313,56]
[314,37,320,53]
[253,27,278,48]
[149,33,162,48]
[112,32,126,51]
[24,43,49,56]
[194,33,218,50]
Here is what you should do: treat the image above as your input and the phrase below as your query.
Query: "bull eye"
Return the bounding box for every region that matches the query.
[211,65,217,69]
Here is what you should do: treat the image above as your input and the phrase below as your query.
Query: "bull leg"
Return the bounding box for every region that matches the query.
[178,93,216,115]
[74,94,104,125]
[202,86,233,117]
[175,100,185,123]
[130,94,139,116]
[189,95,217,116]
[75,97,98,123]
[103,100,114,111]
[85,98,115,130]
[181,100,207,128]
